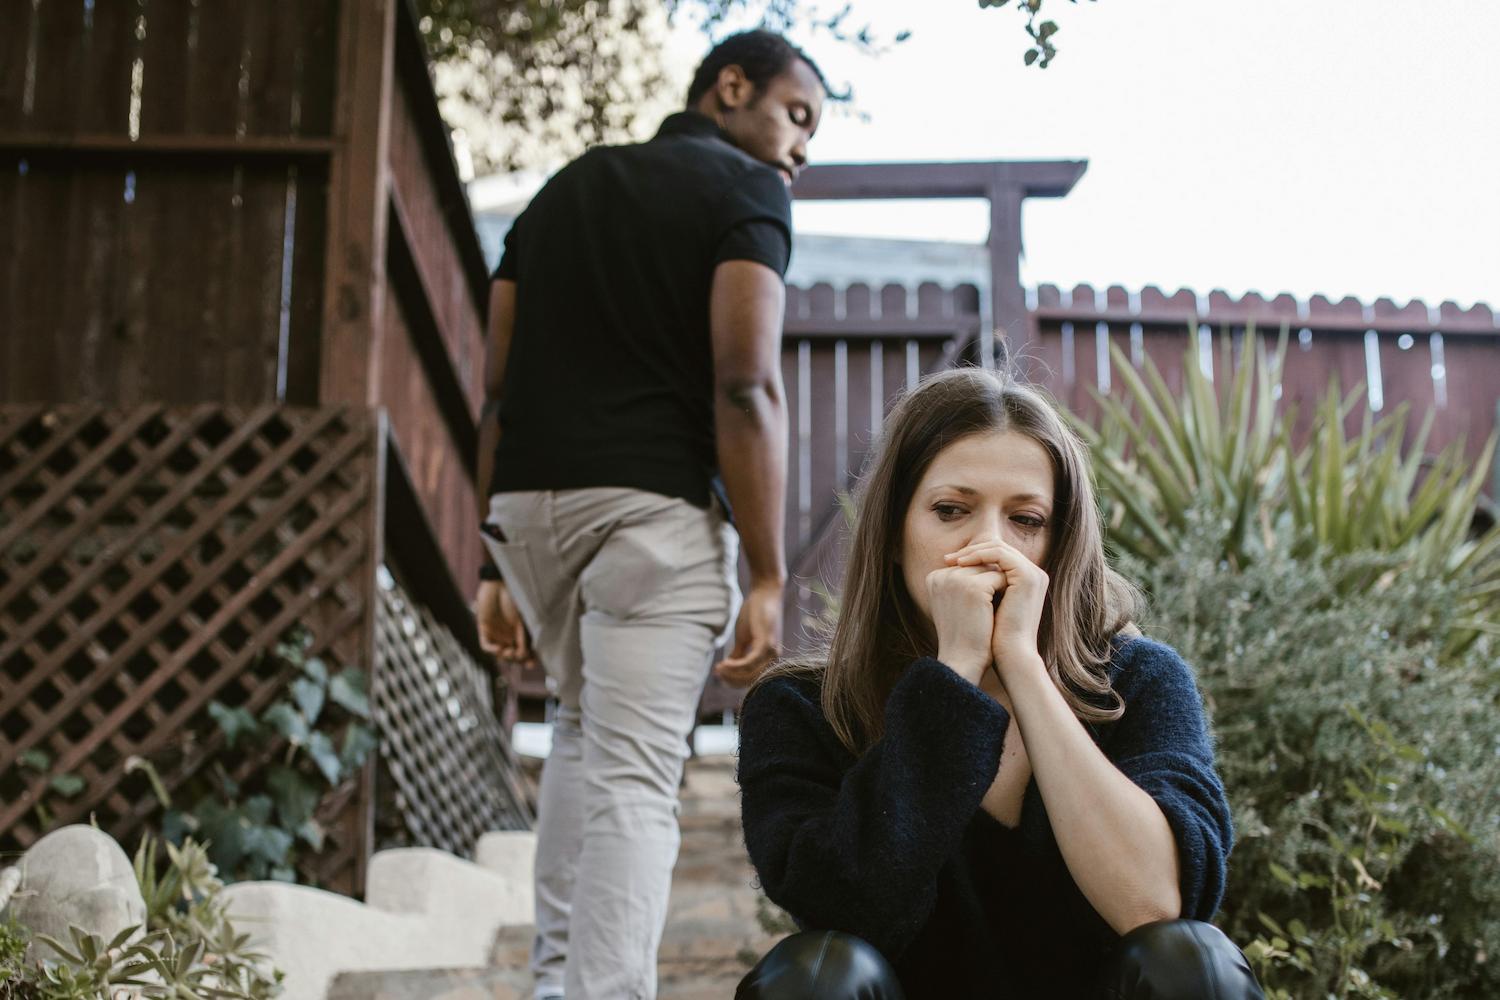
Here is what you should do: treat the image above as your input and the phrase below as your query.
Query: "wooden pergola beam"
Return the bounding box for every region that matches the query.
[792,159,1088,366]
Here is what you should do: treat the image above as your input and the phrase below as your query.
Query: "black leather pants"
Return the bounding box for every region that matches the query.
[735,920,1265,999]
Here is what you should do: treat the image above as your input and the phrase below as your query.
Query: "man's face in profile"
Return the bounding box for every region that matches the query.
[720,59,825,185]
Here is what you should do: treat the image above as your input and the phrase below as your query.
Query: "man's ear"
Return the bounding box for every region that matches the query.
[713,64,754,111]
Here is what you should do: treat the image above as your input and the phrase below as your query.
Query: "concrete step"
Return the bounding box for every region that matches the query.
[327,965,530,1000]
[327,960,749,1000]
[225,833,537,1000]
[328,756,775,1000]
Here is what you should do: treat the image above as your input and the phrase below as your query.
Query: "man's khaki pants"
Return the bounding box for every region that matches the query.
[482,487,739,1000]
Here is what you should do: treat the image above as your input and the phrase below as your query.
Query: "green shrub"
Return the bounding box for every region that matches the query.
[1069,332,1500,996]
[1122,521,1499,998]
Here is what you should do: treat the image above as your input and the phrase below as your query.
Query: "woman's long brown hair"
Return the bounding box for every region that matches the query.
[751,366,1142,755]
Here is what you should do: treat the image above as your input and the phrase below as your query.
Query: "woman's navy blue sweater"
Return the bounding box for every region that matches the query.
[736,636,1234,998]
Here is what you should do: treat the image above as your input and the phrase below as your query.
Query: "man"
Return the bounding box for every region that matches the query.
[473,30,827,1000]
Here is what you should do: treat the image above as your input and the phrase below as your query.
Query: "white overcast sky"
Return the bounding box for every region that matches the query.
[659,0,1499,309]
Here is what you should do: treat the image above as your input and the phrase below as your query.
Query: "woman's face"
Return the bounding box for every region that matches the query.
[899,430,1056,627]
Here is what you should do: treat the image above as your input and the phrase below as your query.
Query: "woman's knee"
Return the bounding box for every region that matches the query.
[1096,919,1264,1000]
[736,930,906,1000]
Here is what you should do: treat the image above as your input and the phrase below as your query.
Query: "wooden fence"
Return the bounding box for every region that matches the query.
[0,405,532,889]
[1029,283,1500,469]
[0,0,486,588]
[0,406,379,889]
[708,280,1500,693]
[1,0,527,891]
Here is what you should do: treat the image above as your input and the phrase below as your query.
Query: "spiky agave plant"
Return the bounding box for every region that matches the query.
[1069,322,1500,650]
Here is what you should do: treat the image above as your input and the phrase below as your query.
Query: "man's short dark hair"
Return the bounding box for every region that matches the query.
[686,30,830,107]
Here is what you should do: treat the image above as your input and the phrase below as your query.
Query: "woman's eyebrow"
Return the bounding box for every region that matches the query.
[926,484,1052,505]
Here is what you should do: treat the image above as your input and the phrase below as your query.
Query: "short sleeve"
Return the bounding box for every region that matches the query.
[714,164,793,276]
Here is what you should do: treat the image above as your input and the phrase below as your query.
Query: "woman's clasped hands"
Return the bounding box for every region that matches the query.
[926,535,1049,686]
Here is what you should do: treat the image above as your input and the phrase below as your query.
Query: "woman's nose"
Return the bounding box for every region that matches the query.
[966,510,1005,546]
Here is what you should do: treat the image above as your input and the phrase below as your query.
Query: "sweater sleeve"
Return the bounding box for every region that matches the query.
[1107,639,1235,920]
[737,658,1009,959]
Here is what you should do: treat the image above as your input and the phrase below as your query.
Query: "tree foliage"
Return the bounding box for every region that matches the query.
[415,0,1089,173]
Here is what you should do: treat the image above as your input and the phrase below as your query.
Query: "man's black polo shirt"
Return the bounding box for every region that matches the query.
[488,111,793,509]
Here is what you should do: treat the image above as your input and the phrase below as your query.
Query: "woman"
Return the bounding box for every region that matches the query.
[735,368,1262,999]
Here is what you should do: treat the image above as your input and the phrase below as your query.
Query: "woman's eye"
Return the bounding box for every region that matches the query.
[1013,515,1046,530]
[933,504,965,521]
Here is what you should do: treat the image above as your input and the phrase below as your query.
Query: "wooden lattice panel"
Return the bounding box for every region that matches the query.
[0,405,377,891]
[374,566,533,856]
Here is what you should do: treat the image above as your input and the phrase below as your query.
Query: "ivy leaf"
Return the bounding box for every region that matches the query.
[329,669,371,720]
[242,824,293,867]
[262,703,309,746]
[208,701,261,750]
[307,732,342,785]
[161,809,194,844]
[195,800,245,873]
[267,765,319,829]
[1024,48,1039,65]
[49,773,86,798]
[291,678,325,727]
[301,656,329,686]
[340,724,379,771]
[243,795,274,826]
[297,819,326,851]
[19,748,50,771]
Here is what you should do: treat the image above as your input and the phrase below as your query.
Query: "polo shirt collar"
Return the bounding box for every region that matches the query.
[654,110,733,145]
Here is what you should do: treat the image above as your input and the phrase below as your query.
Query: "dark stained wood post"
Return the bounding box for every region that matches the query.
[791,160,1087,371]
[988,181,1025,367]
[319,0,398,407]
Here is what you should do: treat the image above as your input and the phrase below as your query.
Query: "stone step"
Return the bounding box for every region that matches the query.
[328,756,774,999]
[327,960,750,1000]
[327,966,530,1000]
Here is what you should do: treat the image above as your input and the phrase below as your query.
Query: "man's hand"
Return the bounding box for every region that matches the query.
[714,580,784,687]
[475,579,535,666]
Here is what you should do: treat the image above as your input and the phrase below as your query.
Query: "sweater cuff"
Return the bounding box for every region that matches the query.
[885,657,1011,796]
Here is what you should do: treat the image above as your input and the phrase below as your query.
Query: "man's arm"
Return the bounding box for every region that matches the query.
[476,278,517,498]
[710,260,789,685]
[474,278,532,665]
